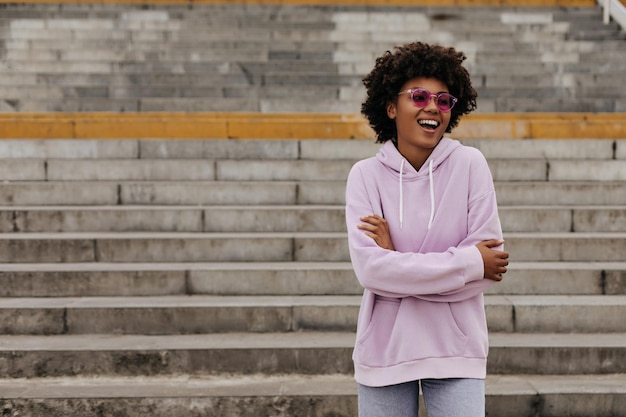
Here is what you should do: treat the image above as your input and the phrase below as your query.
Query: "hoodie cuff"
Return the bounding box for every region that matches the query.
[463,245,485,283]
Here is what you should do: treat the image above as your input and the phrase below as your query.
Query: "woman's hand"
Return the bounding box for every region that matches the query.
[358,215,395,251]
[476,239,509,281]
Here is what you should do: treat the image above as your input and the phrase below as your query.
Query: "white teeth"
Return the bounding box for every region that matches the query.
[418,120,439,128]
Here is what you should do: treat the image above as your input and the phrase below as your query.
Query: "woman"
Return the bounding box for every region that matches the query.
[345,42,510,417]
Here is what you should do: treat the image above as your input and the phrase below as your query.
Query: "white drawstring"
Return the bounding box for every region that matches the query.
[427,159,435,230]
[399,158,405,229]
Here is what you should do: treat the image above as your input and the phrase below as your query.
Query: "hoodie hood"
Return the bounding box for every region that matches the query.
[376,138,462,230]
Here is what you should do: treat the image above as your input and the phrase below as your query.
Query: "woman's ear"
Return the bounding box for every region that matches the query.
[387,102,396,120]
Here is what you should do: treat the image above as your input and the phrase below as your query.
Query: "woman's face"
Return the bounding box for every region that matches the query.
[387,76,452,168]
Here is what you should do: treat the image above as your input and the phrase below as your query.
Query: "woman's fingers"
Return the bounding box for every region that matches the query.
[360,215,385,224]
[358,215,394,251]
[358,215,386,232]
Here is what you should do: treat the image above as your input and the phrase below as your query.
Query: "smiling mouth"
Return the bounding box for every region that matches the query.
[418,119,440,129]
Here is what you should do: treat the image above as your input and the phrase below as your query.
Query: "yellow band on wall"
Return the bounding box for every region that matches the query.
[0,112,624,140]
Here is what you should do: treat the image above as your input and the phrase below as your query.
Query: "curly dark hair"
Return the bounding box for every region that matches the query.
[361,42,477,143]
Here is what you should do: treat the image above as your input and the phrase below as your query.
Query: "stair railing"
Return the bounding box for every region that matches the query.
[598,0,626,30]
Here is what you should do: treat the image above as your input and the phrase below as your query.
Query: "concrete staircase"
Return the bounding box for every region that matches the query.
[0,1,625,416]
[0,3,625,114]
[0,137,625,416]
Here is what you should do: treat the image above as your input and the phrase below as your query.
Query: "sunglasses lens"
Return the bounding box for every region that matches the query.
[436,93,454,111]
[410,89,430,107]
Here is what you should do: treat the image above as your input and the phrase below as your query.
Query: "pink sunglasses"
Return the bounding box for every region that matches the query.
[398,88,458,112]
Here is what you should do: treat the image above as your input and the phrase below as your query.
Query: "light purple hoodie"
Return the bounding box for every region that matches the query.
[345,138,503,387]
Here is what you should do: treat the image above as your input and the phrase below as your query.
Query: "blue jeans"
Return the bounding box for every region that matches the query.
[358,378,485,417]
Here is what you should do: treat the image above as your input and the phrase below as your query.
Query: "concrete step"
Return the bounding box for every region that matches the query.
[0,139,140,159]
[0,138,304,159]
[479,85,626,100]
[480,97,625,113]
[1,59,342,77]
[0,138,620,161]
[0,332,624,378]
[0,232,626,263]
[0,85,287,102]
[20,17,626,47]
[0,294,624,335]
[12,97,357,114]
[504,232,626,262]
[0,71,250,88]
[1,205,625,233]
[11,37,624,56]
[9,98,145,113]
[4,157,625,182]
[0,181,304,206]
[0,261,624,298]
[488,332,626,375]
[483,39,625,53]
[0,332,354,378]
[43,159,355,181]
[18,98,265,113]
[495,182,626,206]
[2,373,625,417]
[0,205,348,233]
[401,139,624,161]
[4,48,341,65]
[0,180,624,206]
[6,34,624,61]
[0,231,625,262]
[487,295,626,333]
[484,72,626,89]
[0,295,361,335]
[1,96,332,112]
[501,206,626,232]
[570,28,626,41]
[0,39,337,54]
[2,22,336,41]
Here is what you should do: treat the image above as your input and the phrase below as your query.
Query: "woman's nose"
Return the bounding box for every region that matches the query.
[423,95,440,112]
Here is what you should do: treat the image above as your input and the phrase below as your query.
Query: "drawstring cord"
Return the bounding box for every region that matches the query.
[399,158,405,229]
[428,159,435,230]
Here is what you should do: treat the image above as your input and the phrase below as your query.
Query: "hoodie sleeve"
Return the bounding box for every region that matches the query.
[346,162,486,299]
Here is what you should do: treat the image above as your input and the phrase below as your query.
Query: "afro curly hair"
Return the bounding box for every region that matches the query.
[361,42,477,143]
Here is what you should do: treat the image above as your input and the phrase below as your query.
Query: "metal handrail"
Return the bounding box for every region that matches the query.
[598,0,626,30]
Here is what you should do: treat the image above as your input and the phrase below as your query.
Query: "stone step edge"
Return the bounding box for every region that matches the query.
[0,331,624,351]
[1,294,624,308]
[2,204,625,210]
[0,260,624,271]
[0,112,624,140]
[2,373,624,400]
[0,0,598,8]
[1,231,625,238]
[1,205,626,213]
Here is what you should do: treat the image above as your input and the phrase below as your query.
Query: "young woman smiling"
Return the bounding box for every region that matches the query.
[345,42,510,417]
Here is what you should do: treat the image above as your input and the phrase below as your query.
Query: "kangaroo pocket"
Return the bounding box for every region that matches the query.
[356,296,470,368]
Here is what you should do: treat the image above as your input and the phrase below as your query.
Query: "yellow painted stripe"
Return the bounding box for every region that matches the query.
[0,112,624,140]
[0,0,597,6]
